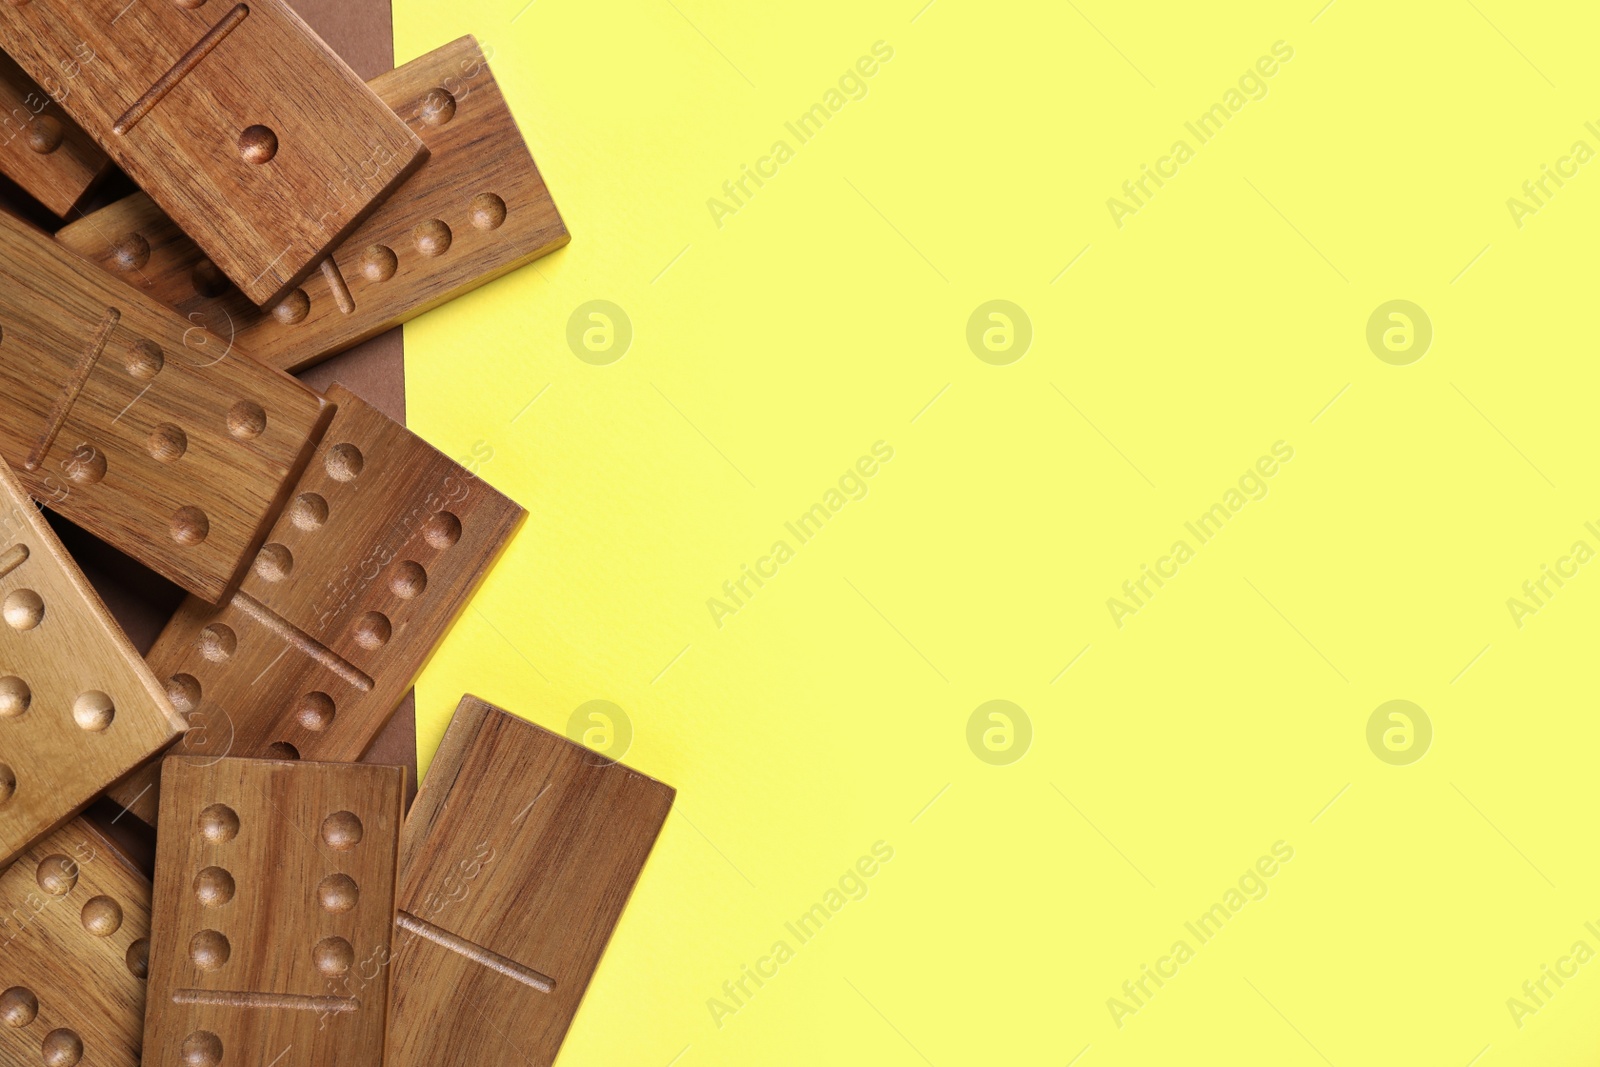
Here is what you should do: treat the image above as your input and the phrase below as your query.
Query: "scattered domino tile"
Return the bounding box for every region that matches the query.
[105,384,524,824]
[56,34,568,373]
[143,756,404,1067]
[388,695,674,1067]
[0,210,334,603]
[0,0,426,305]
[0,52,110,217]
[0,817,152,1067]
[0,456,183,870]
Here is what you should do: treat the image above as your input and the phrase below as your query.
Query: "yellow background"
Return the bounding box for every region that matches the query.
[395,1,1600,1063]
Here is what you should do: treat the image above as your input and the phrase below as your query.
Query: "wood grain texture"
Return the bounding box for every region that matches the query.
[144,756,403,1067]
[0,458,183,870]
[55,34,568,373]
[0,210,335,603]
[0,52,110,217]
[388,695,675,1067]
[0,818,152,1067]
[106,384,524,825]
[0,0,426,305]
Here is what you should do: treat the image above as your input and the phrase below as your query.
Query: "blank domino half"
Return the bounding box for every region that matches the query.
[106,384,525,824]
[0,52,110,217]
[144,756,403,1067]
[0,210,334,603]
[0,819,153,1067]
[388,695,674,1067]
[0,0,425,305]
[0,457,183,871]
[55,35,568,373]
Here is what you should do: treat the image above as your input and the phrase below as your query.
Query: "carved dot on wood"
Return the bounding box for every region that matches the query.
[148,422,188,462]
[317,873,359,913]
[125,938,150,979]
[0,763,14,806]
[228,400,267,439]
[3,589,44,630]
[321,811,363,850]
[191,258,230,297]
[412,219,451,255]
[109,233,149,272]
[470,192,507,231]
[296,692,335,731]
[289,493,330,533]
[238,125,278,165]
[72,690,114,732]
[197,804,239,843]
[354,611,390,650]
[126,340,164,379]
[413,219,451,257]
[0,986,36,1027]
[325,443,364,482]
[358,243,397,282]
[180,1031,223,1067]
[167,673,202,712]
[390,561,427,599]
[170,507,210,545]
[313,936,354,976]
[26,115,63,154]
[419,88,455,126]
[0,676,29,718]
[424,512,461,549]
[197,623,236,662]
[254,542,293,582]
[62,444,106,485]
[36,855,77,896]
[81,895,123,936]
[189,929,230,972]
[40,1027,81,1067]
[273,289,310,325]
[194,866,235,908]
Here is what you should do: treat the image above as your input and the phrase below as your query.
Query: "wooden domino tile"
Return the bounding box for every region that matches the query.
[106,384,525,824]
[143,756,404,1067]
[56,35,569,373]
[0,456,183,871]
[0,818,152,1067]
[0,52,110,217]
[387,695,674,1067]
[0,210,334,603]
[0,0,426,305]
